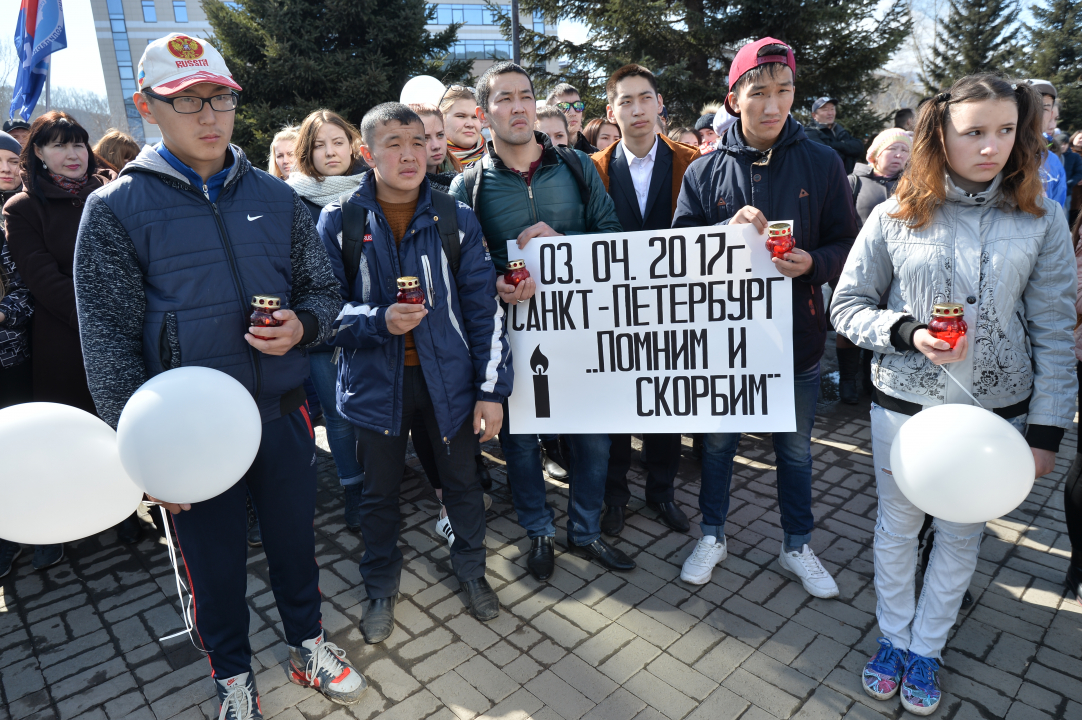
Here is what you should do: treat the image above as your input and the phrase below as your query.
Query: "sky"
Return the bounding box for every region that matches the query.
[0,0,108,94]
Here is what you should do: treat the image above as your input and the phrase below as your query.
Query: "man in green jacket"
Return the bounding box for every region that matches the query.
[450,61,631,583]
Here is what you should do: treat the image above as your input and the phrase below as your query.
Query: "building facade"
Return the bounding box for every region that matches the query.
[89,0,556,146]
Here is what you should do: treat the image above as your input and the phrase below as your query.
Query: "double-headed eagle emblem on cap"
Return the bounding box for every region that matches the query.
[167,36,204,60]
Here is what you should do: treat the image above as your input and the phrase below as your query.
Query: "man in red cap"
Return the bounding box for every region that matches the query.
[73,33,367,720]
[673,38,858,599]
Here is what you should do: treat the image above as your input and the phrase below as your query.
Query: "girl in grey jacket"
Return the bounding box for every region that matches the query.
[831,75,1076,716]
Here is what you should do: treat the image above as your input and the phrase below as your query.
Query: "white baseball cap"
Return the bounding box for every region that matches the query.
[137,33,242,96]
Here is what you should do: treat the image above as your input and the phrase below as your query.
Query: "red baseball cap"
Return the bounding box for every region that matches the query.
[725,37,796,115]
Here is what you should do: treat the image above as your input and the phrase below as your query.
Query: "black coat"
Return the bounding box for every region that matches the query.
[673,117,859,373]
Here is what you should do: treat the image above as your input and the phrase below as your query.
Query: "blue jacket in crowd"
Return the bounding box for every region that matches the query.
[74,146,341,427]
[317,171,512,441]
[1042,144,1068,209]
[673,116,859,373]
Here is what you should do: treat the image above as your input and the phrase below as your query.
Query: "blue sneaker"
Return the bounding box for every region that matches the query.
[862,637,905,700]
[900,652,941,716]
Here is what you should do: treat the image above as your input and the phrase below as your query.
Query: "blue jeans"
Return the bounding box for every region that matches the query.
[699,363,820,551]
[308,350,363,486]
[501,419,609,544]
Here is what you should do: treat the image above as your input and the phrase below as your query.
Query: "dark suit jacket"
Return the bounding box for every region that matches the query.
[607,140,677,232]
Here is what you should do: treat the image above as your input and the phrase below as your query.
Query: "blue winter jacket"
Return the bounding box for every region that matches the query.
[673,117,859,372]
[317,171,512,440]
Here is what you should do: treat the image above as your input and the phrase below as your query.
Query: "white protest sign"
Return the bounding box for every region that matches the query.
[505,223,795,434]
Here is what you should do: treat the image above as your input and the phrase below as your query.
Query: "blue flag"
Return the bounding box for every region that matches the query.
[10,0,68,121]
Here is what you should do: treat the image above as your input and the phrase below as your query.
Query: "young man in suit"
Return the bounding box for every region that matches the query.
[590,64,700,537]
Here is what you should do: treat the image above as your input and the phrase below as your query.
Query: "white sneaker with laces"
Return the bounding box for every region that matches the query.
[434,514,455,547]
[680,535,727,584]
[287,631,367,705]
[778,543,839,598]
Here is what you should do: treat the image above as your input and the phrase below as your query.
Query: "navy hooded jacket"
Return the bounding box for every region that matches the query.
[317,171,512,441]
[673,117,858,373]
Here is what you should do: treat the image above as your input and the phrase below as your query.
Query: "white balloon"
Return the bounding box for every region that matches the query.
[117,367,262,504]
[0,403,143,545]
[889,404,1035,524]
[400,75,447,107]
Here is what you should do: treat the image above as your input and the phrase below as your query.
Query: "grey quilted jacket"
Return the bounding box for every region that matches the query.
[830,173,1077,432]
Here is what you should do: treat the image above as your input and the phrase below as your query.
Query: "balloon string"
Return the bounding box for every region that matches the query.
[942,366,985,409]
[157,505,205,653]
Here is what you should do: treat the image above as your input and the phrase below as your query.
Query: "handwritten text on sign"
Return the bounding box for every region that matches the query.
[505,223,795,434]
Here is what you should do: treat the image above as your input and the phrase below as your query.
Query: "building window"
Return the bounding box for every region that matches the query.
[107,0,145,142]
[431,4,510,25]
[533,10,543,33]
[448,40,511,61]
[173,1,188,22]
[141,0,156,22]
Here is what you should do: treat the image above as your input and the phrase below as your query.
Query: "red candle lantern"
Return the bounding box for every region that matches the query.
[766,221,795,260]
[928,303,967,349]
[396,276,426,305]
[505,259,531,287]
[249,295,283,340]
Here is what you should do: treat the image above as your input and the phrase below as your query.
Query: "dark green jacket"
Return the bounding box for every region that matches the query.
[450,131,622,270]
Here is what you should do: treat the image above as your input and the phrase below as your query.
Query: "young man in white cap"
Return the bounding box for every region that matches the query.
[73,34,366,720]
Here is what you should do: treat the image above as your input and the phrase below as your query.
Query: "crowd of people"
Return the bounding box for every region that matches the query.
[0,29,1080,720]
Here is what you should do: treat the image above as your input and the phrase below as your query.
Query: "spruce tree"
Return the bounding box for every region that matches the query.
[922,0,1020,91]
[499,0,909,143]
[204,0,470,160]
[1024,0,1082,131]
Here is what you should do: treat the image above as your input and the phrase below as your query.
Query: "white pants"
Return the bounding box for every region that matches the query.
[869,403,1027,659]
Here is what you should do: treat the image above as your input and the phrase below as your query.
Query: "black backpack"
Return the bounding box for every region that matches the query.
[338,189,461,288]
[461,145,591,210]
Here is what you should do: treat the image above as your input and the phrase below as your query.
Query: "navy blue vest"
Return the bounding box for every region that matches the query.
[95,153,310,422]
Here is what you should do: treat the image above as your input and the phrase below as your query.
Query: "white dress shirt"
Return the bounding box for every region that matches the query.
[621,135,659,218]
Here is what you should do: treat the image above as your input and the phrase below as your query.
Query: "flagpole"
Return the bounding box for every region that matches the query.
[45,59,50,111]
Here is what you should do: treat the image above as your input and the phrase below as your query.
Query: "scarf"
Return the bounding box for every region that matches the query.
[447,137,486,167]
[47,170,89,195]
[286,172,364,207]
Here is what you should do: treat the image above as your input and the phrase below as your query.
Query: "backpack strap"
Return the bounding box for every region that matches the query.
[848,175,861,207]
[553,145,591,207]
[338,190,367,288]
[463,161,483,210]
[430,189,461,275]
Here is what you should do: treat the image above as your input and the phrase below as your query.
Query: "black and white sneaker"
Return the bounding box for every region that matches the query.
[215,672,262,720]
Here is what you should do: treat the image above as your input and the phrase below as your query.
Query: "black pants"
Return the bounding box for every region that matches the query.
[0,360,32,409]
[1067,363,1082,567]
[171,407,322,680]
[410,415,483,491]
[605,433,682,507]
[356,366,486,598]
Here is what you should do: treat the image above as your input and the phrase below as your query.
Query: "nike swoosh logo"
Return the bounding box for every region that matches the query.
[248,214,263,221]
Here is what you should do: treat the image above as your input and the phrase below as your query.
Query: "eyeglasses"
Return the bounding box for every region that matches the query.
[557,101,585,113]
[143,89,239,114]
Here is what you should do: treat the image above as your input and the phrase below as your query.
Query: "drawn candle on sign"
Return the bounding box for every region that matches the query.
[531,345,550,418]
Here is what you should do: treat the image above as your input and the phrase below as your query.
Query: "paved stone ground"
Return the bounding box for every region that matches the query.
[2,372,1081,720]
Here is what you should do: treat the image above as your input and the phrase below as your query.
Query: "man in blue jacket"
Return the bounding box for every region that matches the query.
[318,103,510,642]
[673,38,858,599]
[74,34,366,720]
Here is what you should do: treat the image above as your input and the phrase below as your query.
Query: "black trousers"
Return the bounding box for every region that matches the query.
[605,433,682,507]
[410,415,483,491]
[172,407,322,680]
[1067,363,1082,567]
[0,360,32,409]
[356,365,486,598]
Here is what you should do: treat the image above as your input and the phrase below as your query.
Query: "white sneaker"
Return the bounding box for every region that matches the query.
[778,543,839,598]
[680,535,727,584]
[434,514,455,547]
